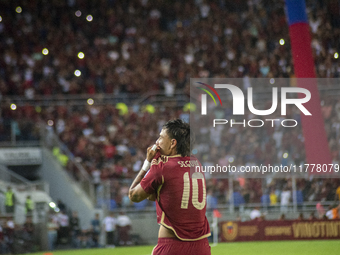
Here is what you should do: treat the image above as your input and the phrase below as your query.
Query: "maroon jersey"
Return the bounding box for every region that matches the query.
[140,154,211,241]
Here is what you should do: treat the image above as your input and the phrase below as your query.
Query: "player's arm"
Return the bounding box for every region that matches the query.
[129,145,158,203]
[129,173,149,202]
[147,193,156,201]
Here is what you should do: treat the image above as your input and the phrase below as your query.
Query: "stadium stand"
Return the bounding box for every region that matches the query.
[1,0,340,204]
[0,0,339,251]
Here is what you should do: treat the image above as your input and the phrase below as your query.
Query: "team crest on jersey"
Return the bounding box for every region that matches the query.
[222,221,238,241]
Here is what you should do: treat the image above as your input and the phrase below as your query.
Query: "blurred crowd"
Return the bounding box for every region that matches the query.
[0,0,339,99]
[247,203,340,221]
[47,202,133,251]
[0,0,340,212]
[0,208,132,254]
[0,216,36,254]
[194,91,340,210]
[1,95,339,211]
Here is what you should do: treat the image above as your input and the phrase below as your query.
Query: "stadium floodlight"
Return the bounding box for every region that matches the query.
[10,104,17,110]
[42,48,49,55]
[86,15,93,22]
[16,6,22,13]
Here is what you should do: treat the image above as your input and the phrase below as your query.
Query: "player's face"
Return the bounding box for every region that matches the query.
[156,129,176,156]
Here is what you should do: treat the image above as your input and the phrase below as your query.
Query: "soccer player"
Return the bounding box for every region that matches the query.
[129,119,211,255]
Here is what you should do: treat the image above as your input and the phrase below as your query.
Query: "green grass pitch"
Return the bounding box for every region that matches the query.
[28,240,340,255]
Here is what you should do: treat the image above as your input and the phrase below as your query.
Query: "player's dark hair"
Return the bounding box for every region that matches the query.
[163,119,194,157]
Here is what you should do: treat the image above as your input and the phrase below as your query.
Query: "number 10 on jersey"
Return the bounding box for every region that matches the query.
[181,172,206,210]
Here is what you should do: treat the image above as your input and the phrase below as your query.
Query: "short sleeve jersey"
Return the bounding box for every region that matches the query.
[140,154,210,241]
[102,216,116,232]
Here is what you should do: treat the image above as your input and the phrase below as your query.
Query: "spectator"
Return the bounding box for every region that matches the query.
[91,168,102,196]
[116,212,132,246]
[206,189,218,210]
[325,205,334,219]
[316,202,325,218]
[335,185,340,202]
[331,204,340,219]
[90,213,101,248]
[250,207,262,220]
[57,200,66,212]
[69,211,81,248]
[280,186,291,213]
[260,191,270,208]
[297,213,304,221]
[79,229,92,248]
[121,185,131,208]
[5,187,15,214]
[22,216,35,252]
[4,217,15,254]
[269,188,278,210]
[231,189,245,211]
[309,212,317,220]
[295,188,304,210]
[102,212,117,247]
[57,211,70,245]
[25,195,34,215]
[258,215,266,221]
[278,214,286,221]
[47,216,58,251]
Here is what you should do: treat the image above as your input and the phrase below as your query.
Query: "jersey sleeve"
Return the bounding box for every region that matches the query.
[140,162,163,194]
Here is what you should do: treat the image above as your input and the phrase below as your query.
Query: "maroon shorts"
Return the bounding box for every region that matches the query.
[152,237,211,255]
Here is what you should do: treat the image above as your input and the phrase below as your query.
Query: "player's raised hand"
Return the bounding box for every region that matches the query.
[146,144,159,162]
